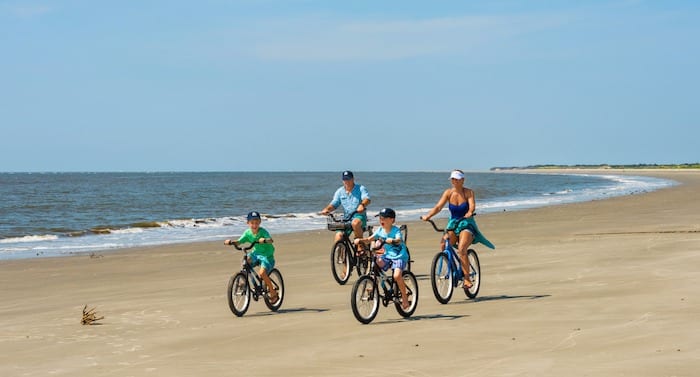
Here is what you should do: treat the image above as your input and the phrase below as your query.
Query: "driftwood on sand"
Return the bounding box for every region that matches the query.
[81,305,104,325]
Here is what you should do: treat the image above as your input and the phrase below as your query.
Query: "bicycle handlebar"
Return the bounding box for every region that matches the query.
[424,219,445,232]
[228,238,273,251]
[367,238,399,251]
[326,210,359,223]
[423,213,477,233]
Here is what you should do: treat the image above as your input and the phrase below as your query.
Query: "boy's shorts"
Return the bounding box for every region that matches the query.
[249,251,275,271]
[378,255,407,271]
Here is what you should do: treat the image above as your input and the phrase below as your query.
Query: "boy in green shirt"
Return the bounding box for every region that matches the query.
[224,211,278,304]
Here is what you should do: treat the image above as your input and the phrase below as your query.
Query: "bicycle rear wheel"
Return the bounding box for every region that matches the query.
[331,241,351,285]
[395,271,418,318]
[227,272,250,317]
[351,275,379,324]
[463,249,481,299]
[264,268,285,311]
[430,252,453,304]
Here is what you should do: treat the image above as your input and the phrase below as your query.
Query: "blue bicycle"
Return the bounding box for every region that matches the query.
[425,219,481,303]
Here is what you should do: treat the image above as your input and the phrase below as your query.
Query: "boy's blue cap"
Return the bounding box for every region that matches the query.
[342,170,354,180]
[247,211,261,221]
[377,208,396,218]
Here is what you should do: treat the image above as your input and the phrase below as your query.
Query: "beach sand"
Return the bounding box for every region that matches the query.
[1,170,698,376]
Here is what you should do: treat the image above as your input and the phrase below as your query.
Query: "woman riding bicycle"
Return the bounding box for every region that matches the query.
[420,170,495,289]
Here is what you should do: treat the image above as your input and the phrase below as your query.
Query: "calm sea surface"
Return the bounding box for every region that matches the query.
[0,171,676,260]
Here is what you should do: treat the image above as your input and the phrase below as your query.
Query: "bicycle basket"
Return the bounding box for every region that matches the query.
[326,217,350,231]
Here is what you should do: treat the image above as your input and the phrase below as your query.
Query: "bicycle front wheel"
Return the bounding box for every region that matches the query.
[356,251,371,276]
[395,271,418,318]
[431,252,454,304]
[463,249,481,299]
[264,268,285,311]
[331,241,351,285]
[227,272,250,317]
[351,275,379,324]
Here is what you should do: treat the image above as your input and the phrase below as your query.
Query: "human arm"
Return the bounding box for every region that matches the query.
[464,188,476,218]
[320,204,336,215]
[356,198,370,213]
[357,185,371,213]
[420,189,450,221]
[321,188,342,215]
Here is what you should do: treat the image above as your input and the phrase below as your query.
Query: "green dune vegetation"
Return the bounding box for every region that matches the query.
[490,163,700,171]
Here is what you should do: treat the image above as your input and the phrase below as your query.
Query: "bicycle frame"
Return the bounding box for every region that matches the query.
[438,243,465,286]
[238,252,268,301]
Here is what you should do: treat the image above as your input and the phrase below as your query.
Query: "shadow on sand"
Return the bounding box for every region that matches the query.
[245,307,330,317]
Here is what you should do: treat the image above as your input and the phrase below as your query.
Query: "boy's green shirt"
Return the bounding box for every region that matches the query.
[237,227,275,258]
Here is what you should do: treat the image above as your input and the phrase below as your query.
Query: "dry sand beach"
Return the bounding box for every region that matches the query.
[1,170,698,376]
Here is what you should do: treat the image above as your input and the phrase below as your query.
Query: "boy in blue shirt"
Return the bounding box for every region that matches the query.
[354,208,410,309]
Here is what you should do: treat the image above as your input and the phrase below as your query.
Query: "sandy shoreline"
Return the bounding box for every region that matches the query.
[1,169,699,376]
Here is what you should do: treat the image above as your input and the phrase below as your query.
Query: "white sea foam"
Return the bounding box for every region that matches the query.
[0,234,59,243]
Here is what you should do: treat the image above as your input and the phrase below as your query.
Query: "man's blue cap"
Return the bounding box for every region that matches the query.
[247,211,261,221]
[342,170,354,180]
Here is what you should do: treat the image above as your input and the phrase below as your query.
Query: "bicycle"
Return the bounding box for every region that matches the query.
[350,239,419,324]
[226,239,285,317]
[425,218,481,303]
[326,211,374,285]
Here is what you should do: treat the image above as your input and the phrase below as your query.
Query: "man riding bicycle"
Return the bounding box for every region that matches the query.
[320,170,371,244]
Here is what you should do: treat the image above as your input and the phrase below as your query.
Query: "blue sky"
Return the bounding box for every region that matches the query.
[1,0,698,172]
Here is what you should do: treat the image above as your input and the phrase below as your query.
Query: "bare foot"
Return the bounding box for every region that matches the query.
[268,290,280,304]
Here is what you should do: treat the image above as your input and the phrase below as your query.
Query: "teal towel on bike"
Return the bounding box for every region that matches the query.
[446,217,496,250]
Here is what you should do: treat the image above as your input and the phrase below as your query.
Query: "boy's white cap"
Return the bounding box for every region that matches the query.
[449,170,465,180]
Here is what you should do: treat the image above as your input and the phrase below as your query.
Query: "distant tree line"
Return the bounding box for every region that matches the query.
[490,163,700,171]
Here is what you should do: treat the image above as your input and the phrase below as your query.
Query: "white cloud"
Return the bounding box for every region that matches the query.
[237,13,568,62]
[3,3,52,18]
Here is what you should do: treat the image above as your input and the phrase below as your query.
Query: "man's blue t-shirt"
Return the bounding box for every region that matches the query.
[330,184,370,217]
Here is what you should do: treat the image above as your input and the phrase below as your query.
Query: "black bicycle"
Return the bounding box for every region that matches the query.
[425,218,481,303]
[226,239,285,317]
[326,212,412,285]
[326,211,374,285]
[350,239,419,324]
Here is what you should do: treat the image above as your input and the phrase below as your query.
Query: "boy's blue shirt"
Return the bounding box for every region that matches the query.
[372,225,408,261]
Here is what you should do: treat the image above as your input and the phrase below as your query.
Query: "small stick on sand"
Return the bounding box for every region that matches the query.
[81,305,104,325]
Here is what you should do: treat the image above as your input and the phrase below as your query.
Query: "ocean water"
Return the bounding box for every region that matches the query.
[0,171,676,260]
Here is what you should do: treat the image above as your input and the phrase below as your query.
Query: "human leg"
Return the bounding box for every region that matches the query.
[393,268,409,309]
[259,268,279,303]
[457,230,475,288]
